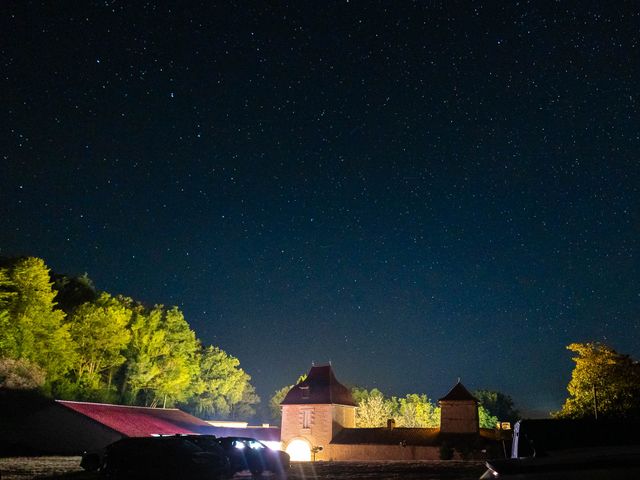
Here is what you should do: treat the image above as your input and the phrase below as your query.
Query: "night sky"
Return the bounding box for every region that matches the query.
[2,1,639,418]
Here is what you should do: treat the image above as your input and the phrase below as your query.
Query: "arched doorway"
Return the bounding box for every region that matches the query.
[285,438,312,461]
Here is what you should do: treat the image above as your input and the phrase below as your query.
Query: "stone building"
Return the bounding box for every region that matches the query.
[438,380,479,434]
[280,364,356,460]
[280,364,493,461]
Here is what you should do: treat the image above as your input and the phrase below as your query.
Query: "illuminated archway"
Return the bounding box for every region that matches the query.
[285,438,312,461]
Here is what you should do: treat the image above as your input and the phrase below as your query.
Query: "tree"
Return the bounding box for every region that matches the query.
[185,345,256,418]
[0,257,76,387]
[269,374,307,422]
[153,307,200,407]
[350,386,372,405]
[395,393,440,427]
[229,383,260,421]
[66,293,132,399]
[121,303,168,404]
[355,388,394,427]
[270,385,292,422]
[478,405,499,429]
[0,269,17,356]
[556,342,640,420]
[474,390,520,423]
[123,304,200,407]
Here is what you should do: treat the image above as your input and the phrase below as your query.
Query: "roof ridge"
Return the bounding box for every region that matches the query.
[56,400,181,411]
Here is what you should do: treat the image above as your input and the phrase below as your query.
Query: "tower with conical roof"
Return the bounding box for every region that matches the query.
[438,380,479,434]
[280,364,356,461]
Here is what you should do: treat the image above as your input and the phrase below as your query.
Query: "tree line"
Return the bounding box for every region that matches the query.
[2,257,638,425]
[0,256,258,419]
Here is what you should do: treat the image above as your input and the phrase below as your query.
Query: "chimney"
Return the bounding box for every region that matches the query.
[387,419,395,430]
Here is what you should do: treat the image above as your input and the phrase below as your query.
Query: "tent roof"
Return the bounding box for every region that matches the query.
[57,400,212,437]
[438,381,478,403]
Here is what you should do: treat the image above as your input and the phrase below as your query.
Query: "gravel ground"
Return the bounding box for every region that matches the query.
[0,457,486,480]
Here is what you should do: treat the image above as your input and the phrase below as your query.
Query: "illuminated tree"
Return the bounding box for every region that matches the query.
[66,293,132,397]
[556,342,640,420]
[396,393,440,427]
[121,303,167,404]
[355,388,393,427]
[123,305,201,407]
[478,405,499,429]
[0,269,17,355]
[153,307,200,406]
[185,345,256,418]
[0,257,76,386]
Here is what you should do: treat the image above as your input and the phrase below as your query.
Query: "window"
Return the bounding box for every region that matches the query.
[300,386,310,399]
[302,409,312,429]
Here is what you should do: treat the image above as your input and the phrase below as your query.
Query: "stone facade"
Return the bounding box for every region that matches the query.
[281,403,355,460]
[280,364,357,460]
[438,382,480,434]
[439,400,479,434]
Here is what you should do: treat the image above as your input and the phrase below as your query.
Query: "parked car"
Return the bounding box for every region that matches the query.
[81,435,230,479]
[215,436,290,476]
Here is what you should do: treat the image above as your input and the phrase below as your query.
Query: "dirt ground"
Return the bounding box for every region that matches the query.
[0,457,486,480]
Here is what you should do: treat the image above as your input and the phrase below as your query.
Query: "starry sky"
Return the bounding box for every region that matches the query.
[2,1,639,418]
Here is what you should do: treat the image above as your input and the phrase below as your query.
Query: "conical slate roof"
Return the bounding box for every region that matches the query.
[281,364,356,406]
[438,381,478,403]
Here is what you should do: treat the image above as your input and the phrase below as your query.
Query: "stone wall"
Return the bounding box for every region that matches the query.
[328,444,442,461]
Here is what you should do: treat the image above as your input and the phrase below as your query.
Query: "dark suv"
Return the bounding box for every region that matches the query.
[88,436,230,479]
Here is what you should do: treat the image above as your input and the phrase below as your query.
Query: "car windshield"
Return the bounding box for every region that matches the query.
[247,440,265,450]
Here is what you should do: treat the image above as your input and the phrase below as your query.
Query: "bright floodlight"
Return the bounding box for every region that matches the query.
[286,439,312,461]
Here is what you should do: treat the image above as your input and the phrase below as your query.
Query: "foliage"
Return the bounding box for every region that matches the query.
[153,307,200,406]
[229,383,260,420]
[355,388,394,427]
[0,256,259,417]
[0,357,45,390]
[474,390,520,423]
[0,257,76,387]
[555,342,640,420]
[478,405,499,429]
[350,386,372,405]
[66,293,132,398]
[270,385,292,422]
[395,393,440,427]
[185,345,256,418]
[353,388,442,428]
[123,304,200,407]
